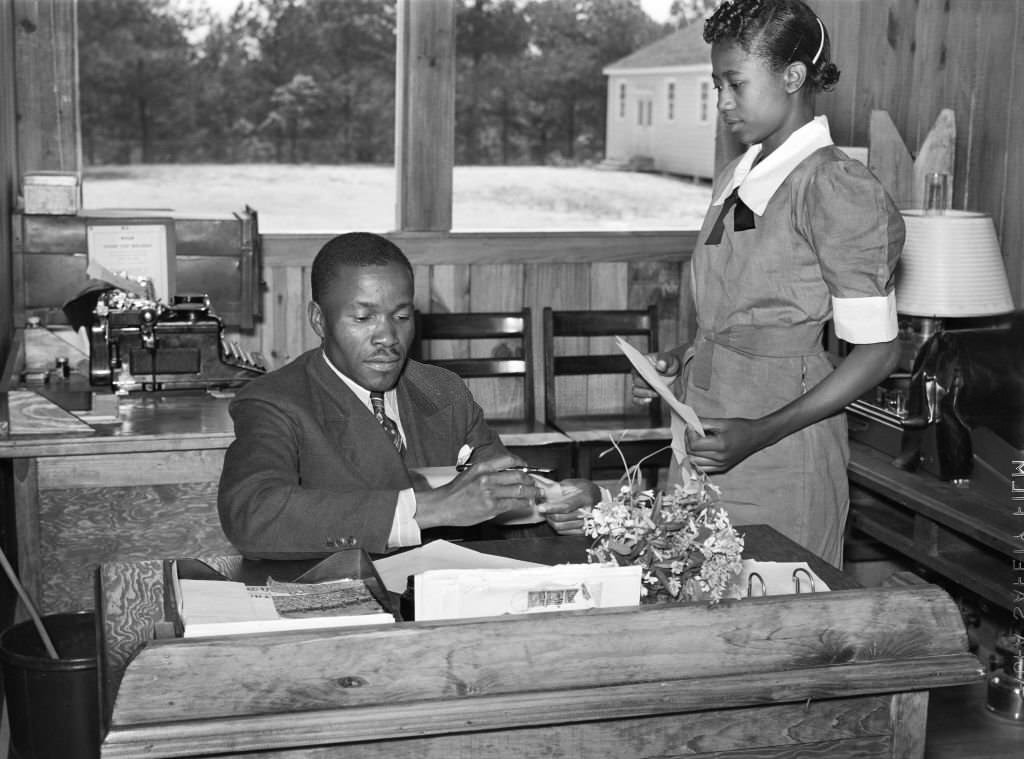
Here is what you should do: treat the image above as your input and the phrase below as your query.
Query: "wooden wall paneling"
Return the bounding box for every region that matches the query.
[941,1,1001,214]
[468,262,525,419]
[1000,2,1024,305]
[13,0,79,173]
[587,262,629,414]
[526,264,592,419]
[261,231,696,268]
[907,0,952,156]
[11,457,40,619]
[628,260,686,351]
[265,265,311,369]
[948,0,1018,309]
[881,0,919,142]
[423,263,470,358]
[809,0,862,146]
[0,0,16,362]
[412,263,432,314]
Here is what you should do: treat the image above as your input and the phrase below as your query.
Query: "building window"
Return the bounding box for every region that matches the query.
[667,81,675,120]
[646,100,653,126]
[619,83,627,118]
[699,77,713,123]
[637,100,644,125]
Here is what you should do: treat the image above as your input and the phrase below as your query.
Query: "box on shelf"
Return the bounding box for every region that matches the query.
[22,172,81,215]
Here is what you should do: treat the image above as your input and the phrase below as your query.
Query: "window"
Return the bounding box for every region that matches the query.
[699,77,713,124]
[78,0,709,234]
[667,81,675,120]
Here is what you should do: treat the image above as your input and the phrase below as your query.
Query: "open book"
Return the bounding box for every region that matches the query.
[167,558,396,638]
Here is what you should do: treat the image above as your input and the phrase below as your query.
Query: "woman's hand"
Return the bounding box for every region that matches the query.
[631,351,681,404]
[538,478,601,535]
[686,417,769,473]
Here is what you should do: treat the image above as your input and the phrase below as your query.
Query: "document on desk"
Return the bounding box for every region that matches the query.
[174,574,395,637]
[373,539,544,595]
[415,563,642,621]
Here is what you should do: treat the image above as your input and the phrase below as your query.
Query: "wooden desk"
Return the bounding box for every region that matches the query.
[96,530,981,759]
[0,388,572,614]
[847,440,1018,612]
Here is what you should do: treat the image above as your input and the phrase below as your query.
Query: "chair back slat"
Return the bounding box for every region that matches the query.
[543,305,662,427]
[412,309,534,423]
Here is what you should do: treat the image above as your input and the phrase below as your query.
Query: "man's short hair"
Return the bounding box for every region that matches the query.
[310,232,413,303]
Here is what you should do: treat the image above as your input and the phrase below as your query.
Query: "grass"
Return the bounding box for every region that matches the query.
[81,164,712,233]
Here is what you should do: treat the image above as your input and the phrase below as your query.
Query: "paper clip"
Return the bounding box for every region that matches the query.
[747,571,766,597]
[792,567,816,594]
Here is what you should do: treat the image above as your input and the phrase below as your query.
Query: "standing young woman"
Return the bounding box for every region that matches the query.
[635,0,903,566]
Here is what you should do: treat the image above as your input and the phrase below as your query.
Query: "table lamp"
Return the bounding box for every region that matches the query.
[895,209,1015,369]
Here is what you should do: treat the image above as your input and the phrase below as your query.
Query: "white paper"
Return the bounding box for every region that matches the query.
[415,563,642,621]
[373,539,545,595]
[733,560,831,599]
[86,222,173,302]
[616,336,704,436]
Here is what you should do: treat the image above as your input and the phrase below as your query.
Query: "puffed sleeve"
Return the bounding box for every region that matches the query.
[802,158,904,343]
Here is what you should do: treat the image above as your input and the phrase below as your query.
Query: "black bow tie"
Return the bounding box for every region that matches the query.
[704,188,756,245]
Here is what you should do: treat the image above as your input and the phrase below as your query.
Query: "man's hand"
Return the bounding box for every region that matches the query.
[538,478,602,535]
[631,351,680,404]
[414,454,541,529]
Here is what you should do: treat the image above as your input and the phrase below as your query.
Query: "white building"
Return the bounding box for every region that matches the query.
[602,23,715,180]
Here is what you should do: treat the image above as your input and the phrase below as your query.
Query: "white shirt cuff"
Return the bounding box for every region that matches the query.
[386,489,421,549]
[832,292,898,343]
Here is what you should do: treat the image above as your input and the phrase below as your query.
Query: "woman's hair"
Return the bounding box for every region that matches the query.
[703,0,841,91]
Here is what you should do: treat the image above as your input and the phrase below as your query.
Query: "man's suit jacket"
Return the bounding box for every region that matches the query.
[218,349,507,558]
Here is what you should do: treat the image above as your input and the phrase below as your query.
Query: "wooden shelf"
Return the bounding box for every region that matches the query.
[848,441,1018,612]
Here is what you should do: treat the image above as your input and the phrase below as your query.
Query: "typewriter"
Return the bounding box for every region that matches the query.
[88,288,267,393]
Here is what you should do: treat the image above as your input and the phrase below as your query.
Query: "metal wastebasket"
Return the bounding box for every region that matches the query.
[0,611,99,759]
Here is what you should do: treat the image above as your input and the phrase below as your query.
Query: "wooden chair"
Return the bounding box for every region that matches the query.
[542,306,672,485]
[413,309,571,479]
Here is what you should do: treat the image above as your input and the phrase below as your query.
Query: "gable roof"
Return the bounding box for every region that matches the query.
[603,22,709,72]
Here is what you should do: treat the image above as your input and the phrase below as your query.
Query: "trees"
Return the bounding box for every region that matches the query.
[78,0,677,166]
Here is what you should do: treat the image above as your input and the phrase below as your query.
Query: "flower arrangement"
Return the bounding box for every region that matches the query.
[581,441,745,604]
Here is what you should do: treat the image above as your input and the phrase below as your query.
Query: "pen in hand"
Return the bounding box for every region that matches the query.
[455,463,554,474]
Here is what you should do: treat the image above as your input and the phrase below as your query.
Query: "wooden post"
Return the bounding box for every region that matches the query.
[12,0,80,173]
[395,0,455,232]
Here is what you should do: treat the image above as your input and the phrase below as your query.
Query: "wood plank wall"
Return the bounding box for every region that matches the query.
[811,0,1024,304]
[1,0,17,362]
[250,232,698,422]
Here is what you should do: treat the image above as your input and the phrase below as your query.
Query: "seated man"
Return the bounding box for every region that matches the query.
[219,232,593,559]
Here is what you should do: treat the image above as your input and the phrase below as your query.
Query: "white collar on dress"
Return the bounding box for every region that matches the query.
[712,114,834,216]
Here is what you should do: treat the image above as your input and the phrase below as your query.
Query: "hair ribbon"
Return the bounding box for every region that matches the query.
[811,17,825,64]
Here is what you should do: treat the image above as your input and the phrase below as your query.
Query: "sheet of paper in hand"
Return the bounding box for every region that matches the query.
[615,336,704,436]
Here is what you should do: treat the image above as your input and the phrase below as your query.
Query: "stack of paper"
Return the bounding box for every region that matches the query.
[176,576,395,638]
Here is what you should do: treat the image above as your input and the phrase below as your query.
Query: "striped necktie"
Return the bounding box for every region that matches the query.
[370,391,405,455]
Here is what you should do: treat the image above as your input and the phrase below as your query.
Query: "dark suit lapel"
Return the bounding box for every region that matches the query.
[398,377,455,468]
[307,354,410,485]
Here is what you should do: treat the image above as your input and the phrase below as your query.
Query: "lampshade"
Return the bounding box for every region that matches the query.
[896,210,1015,317]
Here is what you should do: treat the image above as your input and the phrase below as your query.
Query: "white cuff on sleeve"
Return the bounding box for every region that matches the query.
[832,292,898,344]
[386,488,422,549]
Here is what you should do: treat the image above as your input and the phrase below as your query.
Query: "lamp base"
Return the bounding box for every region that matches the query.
[987,658,1024,722]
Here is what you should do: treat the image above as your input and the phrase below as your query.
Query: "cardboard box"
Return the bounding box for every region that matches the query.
[23,172,81,214]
